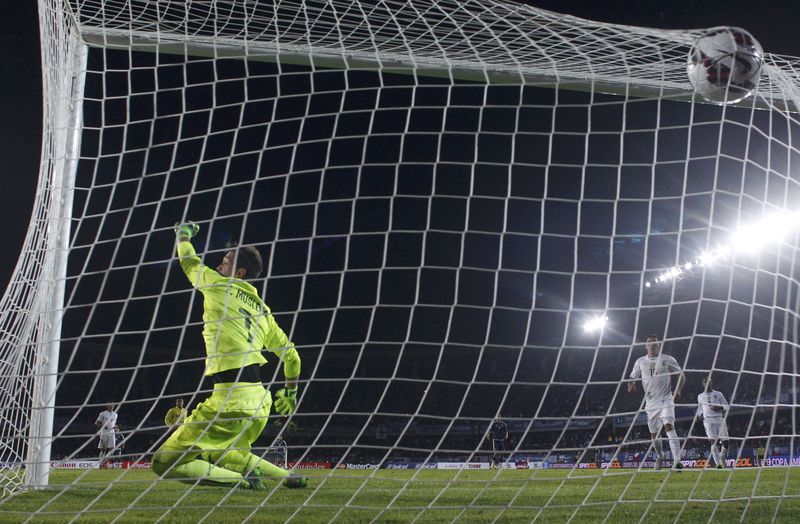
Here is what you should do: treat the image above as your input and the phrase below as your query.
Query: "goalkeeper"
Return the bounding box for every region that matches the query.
[151,222,306,490]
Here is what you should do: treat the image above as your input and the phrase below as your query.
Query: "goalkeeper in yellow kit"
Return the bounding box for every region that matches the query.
[151,222,307,490]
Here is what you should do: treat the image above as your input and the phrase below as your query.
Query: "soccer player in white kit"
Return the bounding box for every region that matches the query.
[696,375,730,468]
[95,403,118,463]
[627,335,685,470]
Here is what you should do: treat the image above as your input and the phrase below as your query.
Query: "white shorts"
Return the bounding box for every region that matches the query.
[646,405,675,433]
[98,433,116,450]
[703,418,729,440]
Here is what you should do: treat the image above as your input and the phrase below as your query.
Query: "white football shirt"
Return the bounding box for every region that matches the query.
[96,410,118,436]
[696,390,728,419]
[629,354,681,409]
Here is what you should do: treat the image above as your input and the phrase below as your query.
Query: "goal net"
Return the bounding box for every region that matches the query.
[1,0,799,520]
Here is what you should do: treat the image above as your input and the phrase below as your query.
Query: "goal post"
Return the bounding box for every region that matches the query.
[1,0,799,520]
[0,7,87,492]
[23,39,88,490]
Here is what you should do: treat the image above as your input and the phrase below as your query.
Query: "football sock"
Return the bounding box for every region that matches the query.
[653,438,665,458]
[666,429,681,463]
[710,444,722,466]
[158,459,244,487]
[208,449,289,479]
[720,444,729,464]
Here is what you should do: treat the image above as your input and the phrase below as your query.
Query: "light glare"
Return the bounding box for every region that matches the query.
[647,211,799,291]
[584,315,608,332]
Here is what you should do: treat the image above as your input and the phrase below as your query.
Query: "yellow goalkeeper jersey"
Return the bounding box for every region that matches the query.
[177,241,301,377]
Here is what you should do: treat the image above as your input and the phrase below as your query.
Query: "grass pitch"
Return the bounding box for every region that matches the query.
[1,468,799,523]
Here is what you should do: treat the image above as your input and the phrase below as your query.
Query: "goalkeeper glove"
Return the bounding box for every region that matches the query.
[274,387,298,415]
[174,222,200,240]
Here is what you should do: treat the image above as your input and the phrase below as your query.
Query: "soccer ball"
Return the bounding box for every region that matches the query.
[686,27,763,105]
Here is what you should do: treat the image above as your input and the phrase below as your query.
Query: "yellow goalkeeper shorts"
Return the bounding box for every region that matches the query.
[162,383,272,453]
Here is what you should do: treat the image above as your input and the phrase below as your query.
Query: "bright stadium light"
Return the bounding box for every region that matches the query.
[584,315,608,332]
[647,211,799,291]
[731,211,800,253]
[730,225,762,252]
[698,251,714,267]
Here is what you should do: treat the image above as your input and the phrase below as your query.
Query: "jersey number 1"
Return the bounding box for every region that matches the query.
[239,307,255,344]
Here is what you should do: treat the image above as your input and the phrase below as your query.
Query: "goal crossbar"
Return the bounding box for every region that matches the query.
[72,2,800,111]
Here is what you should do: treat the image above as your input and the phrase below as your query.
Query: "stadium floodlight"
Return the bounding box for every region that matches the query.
[648,210,800,290]
[731,225,764,252]
[584,315,608,332]
[731,211,800,253]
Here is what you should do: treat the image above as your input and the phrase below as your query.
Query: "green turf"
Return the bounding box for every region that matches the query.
[1,468,799,523]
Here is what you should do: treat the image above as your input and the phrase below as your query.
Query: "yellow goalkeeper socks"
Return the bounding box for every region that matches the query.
[215,449,289,479]
[160,459,245,487]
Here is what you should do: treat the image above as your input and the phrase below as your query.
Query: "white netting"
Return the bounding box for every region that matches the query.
[1,0,799,521]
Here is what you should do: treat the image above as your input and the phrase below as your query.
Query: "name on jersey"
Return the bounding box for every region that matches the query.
[236,289,263,314]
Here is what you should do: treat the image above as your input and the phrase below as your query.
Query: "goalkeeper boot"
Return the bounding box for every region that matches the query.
[672,461,683,472]
[653,457,663,470]
[243,469,266,490]
[246,477,266,490]
[283,475,308,489]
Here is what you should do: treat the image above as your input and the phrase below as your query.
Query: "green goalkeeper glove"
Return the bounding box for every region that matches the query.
[174,222,200,240]
[274,387,298,415]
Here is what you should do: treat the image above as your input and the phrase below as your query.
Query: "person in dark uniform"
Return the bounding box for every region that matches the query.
[488,418,508,468]
[756,442,766,466]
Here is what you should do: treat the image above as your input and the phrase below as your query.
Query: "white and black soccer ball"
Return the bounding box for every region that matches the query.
[687,27,763,105]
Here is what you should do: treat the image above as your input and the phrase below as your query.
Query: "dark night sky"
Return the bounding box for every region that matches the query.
[3,0,800,296]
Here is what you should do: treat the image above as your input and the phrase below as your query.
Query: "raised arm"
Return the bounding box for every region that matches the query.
[175,222,203,281]
[174,222,222,288]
